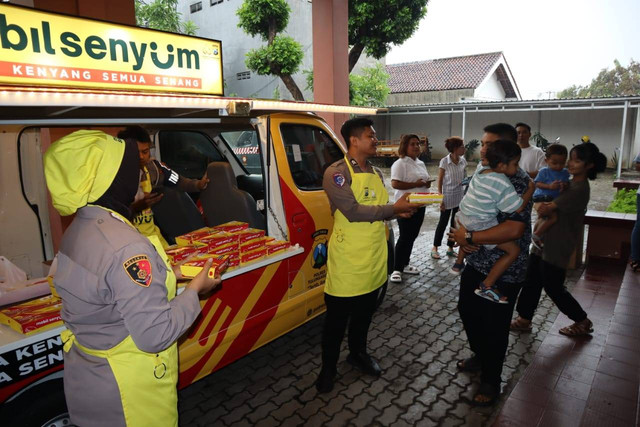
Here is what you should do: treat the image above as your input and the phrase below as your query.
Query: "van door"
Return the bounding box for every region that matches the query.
[268,114,345,316]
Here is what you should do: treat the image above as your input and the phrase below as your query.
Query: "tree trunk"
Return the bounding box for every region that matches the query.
[279,74,305,101]
[348,43,365,73]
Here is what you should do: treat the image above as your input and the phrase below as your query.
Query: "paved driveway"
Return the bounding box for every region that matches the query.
[179,229,583,426]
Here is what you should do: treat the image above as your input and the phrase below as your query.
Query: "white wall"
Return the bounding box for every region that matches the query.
[179,0,312,100]
[472,72,506,101]
[372,107,639,167]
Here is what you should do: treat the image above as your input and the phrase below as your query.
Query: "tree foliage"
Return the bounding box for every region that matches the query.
[558,59,640,98]
[349,63,391,107]
[237,0,305,100]
[348,0,428,72]
[135,0,197,35]
[304,64,391,107]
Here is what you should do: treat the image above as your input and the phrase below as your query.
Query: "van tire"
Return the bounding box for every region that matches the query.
[0,378,69,427]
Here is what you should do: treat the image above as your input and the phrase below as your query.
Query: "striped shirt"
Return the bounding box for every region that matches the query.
[459,166,523,220]
[438,154,467,209]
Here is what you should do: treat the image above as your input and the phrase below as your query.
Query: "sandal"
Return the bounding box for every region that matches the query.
[559,318,593,337]
[510,316,532,332]
[446,248,457,257]
[631,260,640,272]
[403,265,420,275]
[456,356,481,372]
[471,383,499,407]
[474,283,508,305]
[389,270,402,283]
[431,249,441,259]
[450,263,464,275]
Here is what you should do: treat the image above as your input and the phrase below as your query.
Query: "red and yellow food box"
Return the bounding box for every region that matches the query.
[240,247,267,265]
[408,193,443,205]
[207,242,239,256]
[47,275,59,299]
[196,232,239,252]
[175,227,215,246]
[212,221,249,234]
[179,255,229,279]
[240,238,266,254]
[165,245,205,264]
[0,295,63,335]
[235,228,266,244]
[226,253,240,269]
[266,240,291,255]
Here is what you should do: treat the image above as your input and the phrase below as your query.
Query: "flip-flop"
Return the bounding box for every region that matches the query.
[456,357,481,372]
[430,250,441,259]
[510,316,533,332]
[446,249,457,257]
[403,265,420,275]
[474,288,509,304]
[389,271,402,283]
[470,383,499,407]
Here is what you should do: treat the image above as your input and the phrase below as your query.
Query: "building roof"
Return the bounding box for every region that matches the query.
[386,52,517,97]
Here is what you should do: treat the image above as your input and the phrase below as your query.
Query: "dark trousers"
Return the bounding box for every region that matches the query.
[516,253,587,322]
[321,288,379,372]
[394,207,426,271]
[457,265,522,388]
[433,207,459,248]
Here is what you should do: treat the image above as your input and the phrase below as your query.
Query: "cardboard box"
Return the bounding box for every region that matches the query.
[240,238,266,254]
[165,245,205,264]
[207,243,240,256]
[0,295,63,335]
[235,228,266,244]
[175,227,215,246]
[196,232,239,252]
[179,256,229,279]
[212,221,249,234]
[266,240,291,255]
[240,247,267,265]
[408,192,443,205]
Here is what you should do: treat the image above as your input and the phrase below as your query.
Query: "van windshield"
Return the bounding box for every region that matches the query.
[220,131,262,175]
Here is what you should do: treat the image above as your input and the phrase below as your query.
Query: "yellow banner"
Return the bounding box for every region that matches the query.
[0,4,223,95]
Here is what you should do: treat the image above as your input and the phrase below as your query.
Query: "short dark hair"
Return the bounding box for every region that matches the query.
[340,117,374,148]
[483,123,517,142]
[117,126,151,144]
[570,142,607,180]
[515,122,531,132]
[444,136,463,153]
[398,134,420,157]
[485,139,521,168]
[546,144,568,158]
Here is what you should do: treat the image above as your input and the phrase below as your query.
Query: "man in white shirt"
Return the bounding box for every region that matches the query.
[516,122,545,179]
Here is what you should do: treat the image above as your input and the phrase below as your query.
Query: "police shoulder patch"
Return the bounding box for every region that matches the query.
[123,254,152,287]
[333,172,346,187]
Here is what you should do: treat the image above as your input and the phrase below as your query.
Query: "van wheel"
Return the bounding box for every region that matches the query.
[1,378,69,427]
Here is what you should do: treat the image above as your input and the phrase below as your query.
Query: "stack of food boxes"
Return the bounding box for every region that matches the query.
[167,221,291,279]
[0,294,63,335]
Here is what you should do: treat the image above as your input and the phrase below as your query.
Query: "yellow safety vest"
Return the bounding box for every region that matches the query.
[325,157,388,297]
[133,166,169,248]
[62,209,179,427]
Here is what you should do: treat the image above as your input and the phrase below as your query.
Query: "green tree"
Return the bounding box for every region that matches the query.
[349,63,390,107]
[135,0,198,35]
[558,59,640,98]
[237,0,305,100]
[304,64,391,107]
[348,0,428,72]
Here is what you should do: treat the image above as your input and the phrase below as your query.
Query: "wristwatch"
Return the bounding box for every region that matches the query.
[465,231,473,245]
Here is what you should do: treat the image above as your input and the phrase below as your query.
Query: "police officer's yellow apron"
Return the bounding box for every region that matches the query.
[325,158,388,297]
[62,209,179,427]
[133,166,170,248]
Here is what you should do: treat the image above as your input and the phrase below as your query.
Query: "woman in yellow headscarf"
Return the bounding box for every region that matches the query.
[44,130,220,427]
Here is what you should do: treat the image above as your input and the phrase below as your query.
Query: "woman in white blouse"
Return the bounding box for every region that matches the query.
[432,137,467,259]
[389,134,432,283]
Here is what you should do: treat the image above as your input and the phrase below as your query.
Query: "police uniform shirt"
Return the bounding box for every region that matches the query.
[322,156,395,222]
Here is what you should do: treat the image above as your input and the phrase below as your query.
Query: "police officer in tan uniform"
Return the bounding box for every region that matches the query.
[117,126,209,247]
[44,130,220,427]
[316,118,417,393]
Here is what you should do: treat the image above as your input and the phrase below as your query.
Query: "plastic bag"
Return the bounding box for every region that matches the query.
[0,256,27,284]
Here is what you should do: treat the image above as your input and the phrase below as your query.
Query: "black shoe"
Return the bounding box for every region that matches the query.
[315,369,335,393]
[347,352,382,377]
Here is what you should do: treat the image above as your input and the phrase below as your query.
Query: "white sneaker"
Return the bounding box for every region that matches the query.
[389,270,402,283]
[403,265,420,275]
